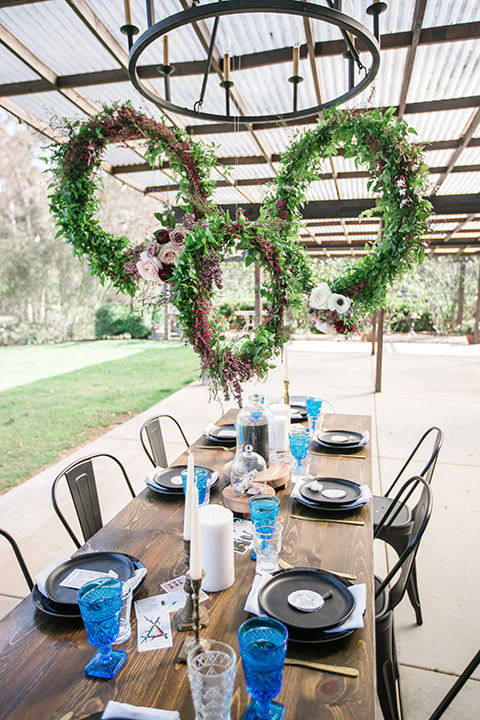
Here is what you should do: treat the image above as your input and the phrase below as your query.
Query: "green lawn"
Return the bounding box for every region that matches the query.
[0,341,200,491]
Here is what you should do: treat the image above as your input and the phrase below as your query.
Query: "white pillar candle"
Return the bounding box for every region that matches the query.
[274,414,290,452]
[199,505,234,592]
[183,452,195,541]
[189,484,202,580]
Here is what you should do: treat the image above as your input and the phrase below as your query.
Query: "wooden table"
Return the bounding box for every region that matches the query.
[0,412,374,720]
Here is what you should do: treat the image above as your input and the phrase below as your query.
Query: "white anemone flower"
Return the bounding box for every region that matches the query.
[327,293,352,316]
[309,282,332,310]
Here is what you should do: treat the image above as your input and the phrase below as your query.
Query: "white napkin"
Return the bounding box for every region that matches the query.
[244,573,367,635]
[34,555,70,595]
[102,700,180,719]
[244,572,272,616]
[203,423,236,440]
[291,480,372,507]
[324,583,366,634]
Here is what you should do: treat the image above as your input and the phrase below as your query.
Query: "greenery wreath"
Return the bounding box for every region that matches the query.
[48,103,312,403]
[49,103,431,401]
[266,106,432,334]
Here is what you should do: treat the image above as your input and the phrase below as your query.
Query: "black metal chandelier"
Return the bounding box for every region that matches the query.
[122,0,386,125]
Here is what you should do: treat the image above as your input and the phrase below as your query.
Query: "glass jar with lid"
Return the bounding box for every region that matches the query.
[236,394,272,467]
[230,444,267,496]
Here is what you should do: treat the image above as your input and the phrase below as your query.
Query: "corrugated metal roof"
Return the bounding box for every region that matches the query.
[0,1,119,75]
[0,46,40,83]
[0,0,480,253]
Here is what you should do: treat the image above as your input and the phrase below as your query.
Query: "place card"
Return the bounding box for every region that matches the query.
[59,568,118,589]
[134,596,173,652]
[233,518,253,554]
[161,575,209,602]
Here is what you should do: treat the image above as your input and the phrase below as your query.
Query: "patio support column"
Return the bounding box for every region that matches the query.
[254,261,262,326]
[474,258,480,344]
[375,308,384,393]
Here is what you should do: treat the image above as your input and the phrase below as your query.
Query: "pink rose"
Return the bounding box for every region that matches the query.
[158,241,182,266]
[136,253,161,281]
[145,241,157,258]
[169,225,187,245]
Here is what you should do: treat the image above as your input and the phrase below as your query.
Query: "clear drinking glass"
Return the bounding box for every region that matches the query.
[288,426,310,481]
[249,494,280,561]
[182,467,210,506]
[252,522,283,574]
[305,397,323,437]
[113,582,134,644]
[187,640,237,720]
[78,577,127,679]
[238,617,288,720]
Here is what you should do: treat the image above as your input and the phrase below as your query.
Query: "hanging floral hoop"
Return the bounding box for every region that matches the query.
[49,104,431,400]
[48,103,312,402]
[265,106,432,334]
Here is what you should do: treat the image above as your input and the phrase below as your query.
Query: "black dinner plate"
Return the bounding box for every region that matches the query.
[150,469,218,496]
[294,494,364,513]
[153,465,214,492]
[45,552,136,606]
[33,556,146,618]
[300,478,361,506]
[315,430,365,447]
[204,424,236,443]
[258,567,355,633]
[289,404,308,423]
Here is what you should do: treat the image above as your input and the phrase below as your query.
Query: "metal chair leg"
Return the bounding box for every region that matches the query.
[406,559,423,625]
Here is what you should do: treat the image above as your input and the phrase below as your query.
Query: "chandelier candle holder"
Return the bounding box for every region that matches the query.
[158,35,175,102]
[120,0,138,50]
[126,0,382,125]
[288,28,303,113]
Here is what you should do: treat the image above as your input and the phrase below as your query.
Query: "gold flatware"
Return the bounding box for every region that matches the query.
[312,451,366,459]
[285,658,358,678]
[290,513,365,526]
[58,713,73,720]
[278,558,357,582]
[195,445,235,452]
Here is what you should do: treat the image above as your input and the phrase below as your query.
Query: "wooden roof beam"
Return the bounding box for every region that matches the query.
[397,0,428,121]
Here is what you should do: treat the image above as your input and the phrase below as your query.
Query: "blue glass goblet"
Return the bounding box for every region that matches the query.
[238,617,288,720]
[305,397,323,437]
[288,425,310,480]
[249,494,280,561]
[78,577,127,679]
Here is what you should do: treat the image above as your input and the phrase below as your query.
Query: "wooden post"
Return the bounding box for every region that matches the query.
[371,311,377,356]
[254,261,262,327]
[375,308,384,393]
[474,259,480,344]
[164,302,170,341]
[456,257,466,328]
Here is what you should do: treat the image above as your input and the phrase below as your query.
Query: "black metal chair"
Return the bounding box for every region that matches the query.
[374,426,443,625]
[51,453,135,548]
[375,476,434,720]
[427,647,480,720]
[0,529,33,591]
[140,414,190,469]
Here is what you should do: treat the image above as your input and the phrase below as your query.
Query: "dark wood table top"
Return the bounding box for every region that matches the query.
[0,412,374,720]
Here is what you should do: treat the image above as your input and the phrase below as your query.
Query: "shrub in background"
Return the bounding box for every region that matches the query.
[95,305,151,339]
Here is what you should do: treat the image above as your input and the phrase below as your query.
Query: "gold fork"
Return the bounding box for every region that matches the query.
[278,557,357,582]
[196,445,236,452]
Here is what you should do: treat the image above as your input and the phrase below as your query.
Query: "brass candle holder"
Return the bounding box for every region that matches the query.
[283,380,290,405]
[175,540,209,632]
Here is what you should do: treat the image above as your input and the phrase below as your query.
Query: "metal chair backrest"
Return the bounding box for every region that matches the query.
[0,529,33,590]
[140,415,189,468]
[51,453,135,548]
[386,426,443,497]
[375,476,433,611]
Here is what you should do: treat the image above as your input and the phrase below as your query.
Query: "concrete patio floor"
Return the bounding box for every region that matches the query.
[0,338,479,719]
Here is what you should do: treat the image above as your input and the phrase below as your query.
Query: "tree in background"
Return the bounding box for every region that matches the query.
[0,112,160,344]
